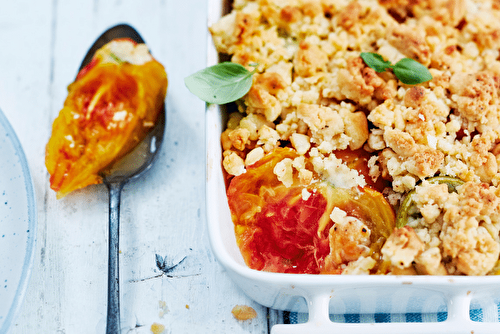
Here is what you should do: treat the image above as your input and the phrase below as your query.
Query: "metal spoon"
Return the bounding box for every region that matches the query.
[78,24,166,334]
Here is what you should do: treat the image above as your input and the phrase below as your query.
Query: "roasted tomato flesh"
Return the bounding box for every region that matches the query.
[45,39,167,198]
[334,148,390,193]
[227,148,395,274]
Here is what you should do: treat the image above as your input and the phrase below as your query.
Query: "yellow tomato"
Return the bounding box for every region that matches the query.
[227,148,395,274]
[45,39,167,198]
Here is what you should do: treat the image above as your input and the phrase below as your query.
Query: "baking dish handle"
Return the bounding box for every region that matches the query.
[270,289,500,334]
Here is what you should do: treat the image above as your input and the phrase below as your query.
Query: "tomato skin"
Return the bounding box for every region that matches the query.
[45,39,167,198]
[334,148,390,193]
[76,57,99,81]
[227,148,396,274]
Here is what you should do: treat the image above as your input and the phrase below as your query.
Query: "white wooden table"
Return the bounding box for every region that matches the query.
[0,1,283,333]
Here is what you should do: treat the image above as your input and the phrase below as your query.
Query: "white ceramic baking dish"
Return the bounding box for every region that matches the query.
[205,0,500,332]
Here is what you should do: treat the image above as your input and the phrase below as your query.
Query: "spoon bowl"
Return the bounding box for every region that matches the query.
[79,23,166,334]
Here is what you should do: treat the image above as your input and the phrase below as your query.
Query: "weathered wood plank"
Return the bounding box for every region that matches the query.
[2,0,272,333]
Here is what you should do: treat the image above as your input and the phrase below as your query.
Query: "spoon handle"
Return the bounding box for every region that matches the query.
[106,182,124,334]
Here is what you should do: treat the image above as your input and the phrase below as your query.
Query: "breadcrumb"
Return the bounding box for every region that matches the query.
[231,305,257,321]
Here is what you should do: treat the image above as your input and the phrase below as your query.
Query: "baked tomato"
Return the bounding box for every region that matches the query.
[227,148,395,274]
[45,39,167,198]
[334,148,390,193]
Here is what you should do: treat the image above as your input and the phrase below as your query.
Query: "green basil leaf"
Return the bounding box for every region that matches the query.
[360,52,392,73]
[392,58,433,85]
[360,52,433,85]
[184,62,255,104]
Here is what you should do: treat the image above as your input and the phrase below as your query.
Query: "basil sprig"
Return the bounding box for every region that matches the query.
[360,52,432,85]
[184,62,257,104]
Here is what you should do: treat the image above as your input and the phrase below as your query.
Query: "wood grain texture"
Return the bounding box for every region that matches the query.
[0,1,274,333]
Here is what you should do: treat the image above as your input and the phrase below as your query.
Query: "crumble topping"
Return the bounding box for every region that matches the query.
[213,0,500,275]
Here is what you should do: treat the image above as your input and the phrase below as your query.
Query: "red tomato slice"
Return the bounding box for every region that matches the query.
[227,148,395,274]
